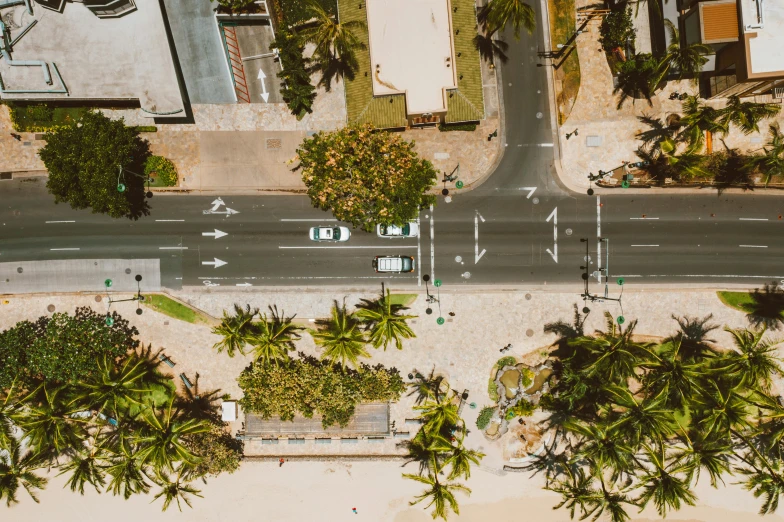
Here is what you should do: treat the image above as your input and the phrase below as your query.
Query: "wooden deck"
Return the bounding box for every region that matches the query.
[244,403,390,437]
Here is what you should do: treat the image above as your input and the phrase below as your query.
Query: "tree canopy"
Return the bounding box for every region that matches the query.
[39,111,151,219]
[297,125,437,231]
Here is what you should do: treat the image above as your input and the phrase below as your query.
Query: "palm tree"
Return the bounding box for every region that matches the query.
[567,420,636,481]
[152,465,203,512]
[737,454,784,514]
[604,385,673,444]
[576,312,649,385]
[745,124,784,186]
[17,384,85,461]
[248,305,303,366]
[105,442,151,499]
[57,448,107,495]
[547,467,596,520]
[312,300,370,369]
[0,378,23,448]
[544,303,587,341]
[75,352,162,417]
[300,0,365,91]
[404,472,470,521]
[679,95,728,153]
[641,339,706,410]
[408,368,447,405]
[657,20,709,82]
[666,314,719,361]
[635,115,682,153]
[473,30,509,65]
[354,289,416,351]
[659,136,709,178]
[444,441,484,481]
[720,95,781,135]
[614,53,660,109]
[636,444,697,518]
[133,396,210,472]
[0,437,48,506]
[747,283,784,331]
[174,387,222,425]
[480,0,536,39]
[672,429,732,488]
[720,327,783,388]
[414,399,459,435]
[399,429,453,476]
[693,379,752,441]
[211,304,257,357]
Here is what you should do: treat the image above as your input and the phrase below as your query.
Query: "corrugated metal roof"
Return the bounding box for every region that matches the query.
[701,2,739,43]
[446,0,484,123]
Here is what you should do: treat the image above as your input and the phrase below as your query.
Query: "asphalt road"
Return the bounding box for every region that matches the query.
[1,5,783,292]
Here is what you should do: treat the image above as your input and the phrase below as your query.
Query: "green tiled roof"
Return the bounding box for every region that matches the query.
[338,0,484,128]
[445,0,484,123]
[339,1,407,129]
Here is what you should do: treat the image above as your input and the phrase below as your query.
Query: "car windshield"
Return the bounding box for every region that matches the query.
[332,228,340,240]
[379,225,388,235]
[402,224,410,235]
[402,257,412,270]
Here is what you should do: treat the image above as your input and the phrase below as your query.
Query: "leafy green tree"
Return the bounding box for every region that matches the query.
[745,124,784,186]
[211,304,258,358]
[598,5,635,53]
[720,95,781,135]
[297,125,438,231]
[209,0,255,11]
[312,300,370,369]
[404,472,470,521]
[657,20,709,82]
[271,29,317,118]
[300,0,365,90]
[0,437,48,507]
[679,95,728,153]
[480,0,536,39]
[614,53,660,109]
[354,289,416,351]
[182,423,244,477]
[38,111,151,219]
[248,306,303,366]
[746,283,784,331]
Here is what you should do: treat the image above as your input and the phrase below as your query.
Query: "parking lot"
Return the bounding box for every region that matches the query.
[234,22,283,104]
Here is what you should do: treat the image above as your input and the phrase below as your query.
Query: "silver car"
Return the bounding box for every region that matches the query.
[376,222,419,238]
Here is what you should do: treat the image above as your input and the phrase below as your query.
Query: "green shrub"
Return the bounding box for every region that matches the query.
[599,5,635,53]
[496,356,516,369]
[521,368,534,389]
[27,104,54,122]
[144,155,178,187]
[438,123,477,132]
[508,399,535,419]
[488,378,499,402]
[8,104,88,132]
[132,125,158,133]
[476,406,495,430]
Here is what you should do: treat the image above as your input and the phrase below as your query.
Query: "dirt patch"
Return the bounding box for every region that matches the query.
[548,0,581,125]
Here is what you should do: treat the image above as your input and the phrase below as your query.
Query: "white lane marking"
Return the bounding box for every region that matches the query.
[50,248,80,251]
[740,245,768,248]
[202,229,228,239]
[521,187,537,199]
[516,144,554,148]
[159,247,189,250]
[545,207,558,263]
[279,245,417,249]
[279,218,338,222]
[474,211,486,264]
[45,220,75,223]
[202,258,228,268]
[198,275,418,280]
[739,218,769,221]
[429,204,435,281]
[616,274,784,279]
[632,245,659,247]
[155,219,185,222]
[596,196,601,283]
[236,283,253,287]
[629,217,659,220]
[417,216,422,287]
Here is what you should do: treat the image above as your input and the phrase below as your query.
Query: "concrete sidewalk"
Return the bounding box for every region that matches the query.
[0,285,760,466]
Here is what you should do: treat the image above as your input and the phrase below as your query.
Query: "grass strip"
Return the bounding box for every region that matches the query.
[716,291,755,313]
[142,294,214,325]
[548,0,581,125]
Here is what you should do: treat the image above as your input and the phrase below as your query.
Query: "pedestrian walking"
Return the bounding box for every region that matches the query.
[10,133,21,141]
[352,507,358,514]
[279,458,285,467]
[448,312,455,317]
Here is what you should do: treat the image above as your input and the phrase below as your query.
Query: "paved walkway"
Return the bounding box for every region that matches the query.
[0,286,758,466]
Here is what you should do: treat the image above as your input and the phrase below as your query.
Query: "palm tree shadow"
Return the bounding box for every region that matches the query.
[747,283,784,331]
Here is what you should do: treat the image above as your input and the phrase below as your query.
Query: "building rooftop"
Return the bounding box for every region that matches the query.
[740,0,784,75]
[0,1,184,117]
[366,0,456,115]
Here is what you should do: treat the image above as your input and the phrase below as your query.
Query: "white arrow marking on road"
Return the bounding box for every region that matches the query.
[258,69,269,103]
[474,211,486,264]
[202,229,228,239]
[202,258,227,268]
[210,198,224,212]
[546,207,558,263]
[522,187,537,199]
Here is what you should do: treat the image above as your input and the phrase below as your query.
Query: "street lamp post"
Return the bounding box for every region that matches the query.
[586,170,606,196]
[117,166,155,199]
[579,238,625,324]
[104,274,146,325]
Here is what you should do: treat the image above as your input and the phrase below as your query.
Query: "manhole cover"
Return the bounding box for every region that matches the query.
[455,255,462,263]
[584,255,592,262]
[125,268,131,274]
[95,295,102,302]
[526,329,534,337]
[16,267,23,273]
[532,197,539,204]
[47,304,55,312]
[266,138,282,149]
[536,112,543,119]
[462,272,471,279]
[565,228,573,236]
[444,196,452,203]
[525,293,532,300]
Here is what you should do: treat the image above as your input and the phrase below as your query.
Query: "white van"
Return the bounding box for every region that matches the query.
[372,255,416,273]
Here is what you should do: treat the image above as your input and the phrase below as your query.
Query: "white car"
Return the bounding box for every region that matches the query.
[373,255,416,273]
[376,222,419,238]
[309,226,351,242]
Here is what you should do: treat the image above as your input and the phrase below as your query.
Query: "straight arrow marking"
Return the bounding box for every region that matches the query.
[546,207,558,263]
[202,258,227,268]
[258,69,269,103]
[475,212,486,264]
[522,187,537,199]
[202,229,228,239]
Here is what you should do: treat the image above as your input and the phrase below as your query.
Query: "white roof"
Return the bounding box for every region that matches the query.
[222,402,237,422]
[365,0,457,115]
[740,0,784,75]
